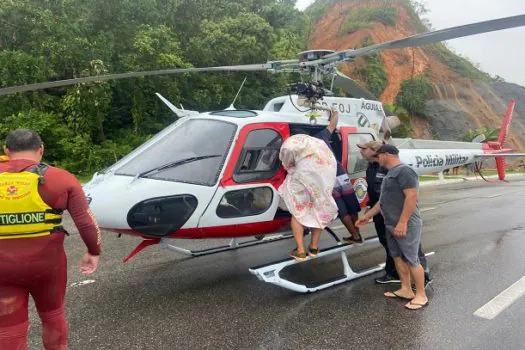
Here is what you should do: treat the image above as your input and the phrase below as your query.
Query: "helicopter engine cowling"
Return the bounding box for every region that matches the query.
[384,115,401,130]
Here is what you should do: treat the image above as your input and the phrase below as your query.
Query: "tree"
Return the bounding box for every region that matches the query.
[0,0,308,176]
[395,76,433,115]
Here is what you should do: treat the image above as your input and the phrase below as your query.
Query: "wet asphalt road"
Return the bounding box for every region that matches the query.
[26,176,525,350]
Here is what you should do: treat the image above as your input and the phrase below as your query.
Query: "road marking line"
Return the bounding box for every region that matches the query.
[473,276,525,320]
[421,207,437,212]
[426,201,446,205]
[70,280,96,287]
[484,193,506,199]
[379,251,435,268]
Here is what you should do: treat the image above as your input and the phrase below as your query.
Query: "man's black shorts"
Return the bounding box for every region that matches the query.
[333,185,361,217]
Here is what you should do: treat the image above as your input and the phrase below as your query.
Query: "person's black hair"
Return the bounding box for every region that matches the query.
[5,129,43,152]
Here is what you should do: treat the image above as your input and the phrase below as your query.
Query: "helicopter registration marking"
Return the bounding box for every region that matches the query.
[318,101,351,114]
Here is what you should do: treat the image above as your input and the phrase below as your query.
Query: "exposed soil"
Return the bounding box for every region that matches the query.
[307,0,525,151]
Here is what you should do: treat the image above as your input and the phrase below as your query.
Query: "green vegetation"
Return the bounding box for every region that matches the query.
[0,0,306,177]
[419,168,525,182]
[429,43,493,82]
[0,0,508,179]
[340,5,398,35]
[384,103,412,138]
[464,127,500,142]
[362,52,388,96]
[355,38,388,97]
[400,0,431,33]
[304,0,336,24]
[395,76,433,115]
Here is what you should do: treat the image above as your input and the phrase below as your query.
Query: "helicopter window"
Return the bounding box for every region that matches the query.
[347,133,375,175]
[216,187,273,218]
[210,110,258,118]
[272,102,284,112]
[233,128,283,183]
[113,119,236,186]
[289,124,343,164]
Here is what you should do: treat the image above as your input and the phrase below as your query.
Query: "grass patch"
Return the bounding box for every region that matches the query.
[429,43,494,82]
[339,5,398,35]
[419,168,525,182]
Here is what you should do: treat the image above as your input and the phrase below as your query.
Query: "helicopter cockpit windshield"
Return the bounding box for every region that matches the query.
[112,119,237,186]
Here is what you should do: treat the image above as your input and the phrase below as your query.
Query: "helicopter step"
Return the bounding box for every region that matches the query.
[123,228,308,262]
[123,225,343,262]
[159,232,296,258]
[249,235,383,293]
[158,226,343,258]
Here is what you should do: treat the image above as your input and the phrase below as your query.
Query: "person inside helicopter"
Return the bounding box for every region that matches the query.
[290,110,364,245]
[278,133,339,261]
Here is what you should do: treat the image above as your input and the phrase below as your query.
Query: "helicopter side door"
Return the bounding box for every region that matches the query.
[339,127,377,207]
[197,123,289,236]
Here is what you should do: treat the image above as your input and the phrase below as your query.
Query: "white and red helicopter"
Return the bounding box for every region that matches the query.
[2,14,525,292]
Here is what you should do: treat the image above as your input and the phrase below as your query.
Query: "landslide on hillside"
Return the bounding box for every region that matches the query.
[305,0,525,151]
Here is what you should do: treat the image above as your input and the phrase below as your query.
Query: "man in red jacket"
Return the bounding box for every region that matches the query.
[0,128,101,349]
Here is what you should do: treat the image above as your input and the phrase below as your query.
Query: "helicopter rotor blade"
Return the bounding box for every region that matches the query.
[332,69,378,101]
[309,14,525,66]
[0,61,299,96]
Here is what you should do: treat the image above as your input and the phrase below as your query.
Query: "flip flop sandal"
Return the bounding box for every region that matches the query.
[343,234,364,244]
[290,248,307,261]
[404,300,429,310]
[384,291,414,301]
[307,246,319,257]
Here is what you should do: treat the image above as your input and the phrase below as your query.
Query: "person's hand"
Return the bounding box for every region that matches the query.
[355,216,370,228]
[79,253,99,274]
[394,221,408,238]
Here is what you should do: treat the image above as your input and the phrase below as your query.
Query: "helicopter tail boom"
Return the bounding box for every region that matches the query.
[473,100,525,180]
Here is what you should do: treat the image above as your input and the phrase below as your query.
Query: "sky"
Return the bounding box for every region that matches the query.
[295,0,525,86]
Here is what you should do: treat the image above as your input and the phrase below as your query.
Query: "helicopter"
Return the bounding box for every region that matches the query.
[2,13,525,293]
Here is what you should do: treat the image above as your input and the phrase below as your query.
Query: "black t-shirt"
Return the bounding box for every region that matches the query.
[366,161,388,207]
[313,128,346,176]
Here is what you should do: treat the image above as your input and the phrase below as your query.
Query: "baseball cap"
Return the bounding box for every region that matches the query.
[357,140,384,151]
[375,144,399,155]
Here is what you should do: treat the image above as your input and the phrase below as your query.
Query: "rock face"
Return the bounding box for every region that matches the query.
[424,82,525,151]
[306,0,525,151]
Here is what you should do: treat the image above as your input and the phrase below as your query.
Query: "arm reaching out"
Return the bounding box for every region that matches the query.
[65,173,101,274]
[356,202,381,227]
[327,109,339,133]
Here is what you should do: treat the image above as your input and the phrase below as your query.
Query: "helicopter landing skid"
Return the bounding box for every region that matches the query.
[159,231,296,258]
[158,226,343,258]
[122,227,342,262]
[249,236,383,293]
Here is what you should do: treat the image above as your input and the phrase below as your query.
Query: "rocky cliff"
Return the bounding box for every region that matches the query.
[305,0,525,151]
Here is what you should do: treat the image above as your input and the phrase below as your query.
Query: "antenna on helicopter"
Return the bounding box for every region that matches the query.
[155,93,199,118]
[225,76,248,110]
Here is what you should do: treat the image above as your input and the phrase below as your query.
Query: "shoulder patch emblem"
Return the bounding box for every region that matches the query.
[353,178,368,203]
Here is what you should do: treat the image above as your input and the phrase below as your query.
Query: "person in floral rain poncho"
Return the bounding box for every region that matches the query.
[278,133,338,261]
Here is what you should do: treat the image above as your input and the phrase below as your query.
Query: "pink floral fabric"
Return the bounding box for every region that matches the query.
[278,134,338,228]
